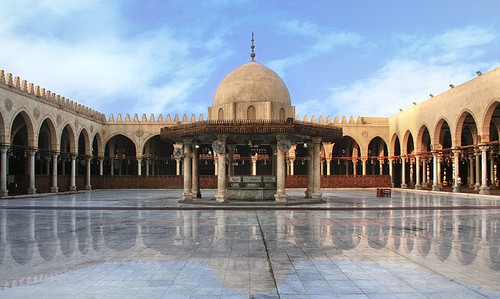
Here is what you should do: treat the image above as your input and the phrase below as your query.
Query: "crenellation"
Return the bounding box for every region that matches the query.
[318,116,324,124]
[34,85,40,97]
[133,114,139,122]
[6,73,13,86]
[341,116,347,123]
[166,114,172,122]
[0,70,4,83]
[326,116,332,123]
[199,114,205,121]
[303,115,308,122]
[190,114,196,122]
[125,114,131,122]
[14,76,20,88]
[349,116,355,123]
[158,114,164,122]
[174,114,180,123]
[150,114,155,122]
[108,114,115,121]
[117,114,123,121]
[334,116,339,123]
[182,114,188,122]
[311,115,317,123]
[21,80,27,92]
[28,83,34,94]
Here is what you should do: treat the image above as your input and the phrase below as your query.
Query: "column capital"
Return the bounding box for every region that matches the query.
[312,136,322,144]
[182,137,193,145]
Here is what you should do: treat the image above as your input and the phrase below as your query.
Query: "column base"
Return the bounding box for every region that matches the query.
[215,194,227,203]
[474,184,480,191]
[311,192,322,200]
[183,192,193,201]
[50,187,59,193]
[274,193,288,202]
[432,185,441,191]
[304,190,312,198]
[69,186,77,191]
[85,185,92,190]
[192,190,202,198]
[479,186,490,195]
[401,183,407,189]
[28,188,36,194]
[415,184,422,190]
[0,189,8,197]
[452,185,461,193]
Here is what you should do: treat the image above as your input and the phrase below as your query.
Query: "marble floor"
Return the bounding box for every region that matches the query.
[0,189,499,298]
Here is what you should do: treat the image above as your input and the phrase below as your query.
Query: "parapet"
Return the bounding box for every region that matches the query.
[105,113,206,124]
[0,69,106,121]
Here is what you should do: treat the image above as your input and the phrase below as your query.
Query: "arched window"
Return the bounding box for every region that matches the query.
[279,108,286,121]
[247,105,256,120]
[218,108,224,120]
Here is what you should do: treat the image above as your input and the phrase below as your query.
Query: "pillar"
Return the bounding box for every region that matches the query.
[305,144,313,199]
[479,145,490,195]
[351,159,356,175]
[99,158,104,176]
[251,154,258,176]
[275,135,288,202]
[192,144,201,198]
[51,152,59,193]
[110,158,114,176]
[437,155,442,188]
[182,139,193,201]
[227,145,235,177]
[475,149,481,191]
[28,149,37,194]
[452,149,460,193]
[312,137,322,199]
[490,150,496,189]
[379,159,384,175]
[69,154,77,191]
[326,158,331,176]
[137,158,142,176]
[409,158,414,187]
[215,136,227,202]
[415,155,422,190]
[361,158,367,176]
[145,159,150,176]
[0,146,8,197]
[85,156,92,190]
[432,152,440,191]
[388,158,394,187]
[468,155,474,188]
[290,159,295,175]
[401,156,407,189]
[175,158,181,176]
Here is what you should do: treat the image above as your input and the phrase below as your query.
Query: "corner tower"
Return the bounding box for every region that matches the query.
[208,33,295,120]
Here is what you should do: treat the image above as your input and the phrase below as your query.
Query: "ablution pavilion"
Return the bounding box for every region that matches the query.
[1,36,500,199]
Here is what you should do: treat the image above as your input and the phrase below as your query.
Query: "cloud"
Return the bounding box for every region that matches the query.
[299,26,499,119]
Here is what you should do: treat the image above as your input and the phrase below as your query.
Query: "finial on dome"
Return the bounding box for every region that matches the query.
[250,32,255,61]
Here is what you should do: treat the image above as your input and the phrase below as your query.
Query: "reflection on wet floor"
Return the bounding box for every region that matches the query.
[0,189,499,298]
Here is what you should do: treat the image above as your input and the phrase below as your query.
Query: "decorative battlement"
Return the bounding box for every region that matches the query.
[0,69,106,121]
[106,113,206,123]
[295,115,387,125]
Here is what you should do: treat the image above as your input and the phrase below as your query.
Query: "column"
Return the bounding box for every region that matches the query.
[85,156,92,190]
[99,158,104,176]
[110,158,114,176]
[290,159,295,175]
[0,146,8,197]
[145,159,150,176]
[401,157,407,189]
[490,150,496,189]
[192,144,201,198]
[251,154,258,176]
[227,145,235,177]
[28,149,37,194]
[326,158,331,176]
[415,155,422,190]
[69,154,77,191]
[379,159,384,175]
[182,139,193,201]
[275,135,288,202]
[51,152,59,193]
[468,155,474,188]
[475,149,480,191]
[175,158,181,176]
[137,158,142,176]
[388,158,394,187]
[215,136,227,202]
[479,145,490,195]
[361,158,367,176]
[409,158,414,187]
[351,159,355,175]
[437,155,442,188]
[305,144,313,199]
[432,152,440,191]
[452,149,460,193]
[312,137,322,199]
[214,153,218,175]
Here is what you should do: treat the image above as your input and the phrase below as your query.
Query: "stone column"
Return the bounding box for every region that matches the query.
[452,149,460,193]
[305,144,314,199]
[490,150,496,189]
[0,146,8,197]
[145,159,150,176]
[192,144,201,198]
[28,149,37,194]
[214,153,218,175]
[227,145,235,177]
[437,155,442,188]
[401,156,407,189]
[110,158,114,176]
[182,139,193,201]
[99,158,104,176]
[379,159,384,175]
[479,145,490,195]
[432,152,440,191]
[361,158,367,176]
[50,152,59,193]
[289,159,295,175]
[415,155,422,190]
[85,156,92,190]
[326,158,332,176]
[175,158,181,176]
[388,158,394,187]
[409,158,414,187]
[275,135,288,202]
[70,154,77,191]
[475,149,481,191]
[137,158,142,176]
[351,159,355,175]
[468,155,474,188]
[312,137,322,199]
[215,136,227,202]
[251,154,258,176]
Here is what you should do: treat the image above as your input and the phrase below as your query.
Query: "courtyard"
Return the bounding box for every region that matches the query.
[0,189,499,298]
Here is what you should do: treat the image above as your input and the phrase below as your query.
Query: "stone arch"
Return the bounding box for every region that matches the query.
[10,110,35,148]
[402,130,414,155]
[0,111,6,145]
[247,105,256,120]
[141,135,175,175]
[60,123,77,154]
[434,118,453,150]
[482,100,500,143]
[367,136,389,175]
[78,128,91,156]
[92,133,103,157]
[455,110,479,147]
[104,134,138,176]
[416,125,431,153]
[218,108,224,120]
[37,117,58,152]
[332,135,361,175]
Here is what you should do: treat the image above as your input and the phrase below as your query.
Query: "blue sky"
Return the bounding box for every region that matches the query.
[1,0,499,119]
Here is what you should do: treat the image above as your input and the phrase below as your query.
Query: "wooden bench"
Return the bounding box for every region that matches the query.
[376,188,391,197]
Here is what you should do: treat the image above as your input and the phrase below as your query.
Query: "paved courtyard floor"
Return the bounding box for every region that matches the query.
[0,189,499,298]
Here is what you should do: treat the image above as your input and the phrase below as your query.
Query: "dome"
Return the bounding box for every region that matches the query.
[212,61,291,107]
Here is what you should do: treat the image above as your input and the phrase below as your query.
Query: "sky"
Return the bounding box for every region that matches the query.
[1,0,499,120]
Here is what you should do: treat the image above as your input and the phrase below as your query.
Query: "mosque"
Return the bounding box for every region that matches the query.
[1,37,500,200]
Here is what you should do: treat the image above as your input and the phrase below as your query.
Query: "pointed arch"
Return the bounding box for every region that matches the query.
[455,110,479,146]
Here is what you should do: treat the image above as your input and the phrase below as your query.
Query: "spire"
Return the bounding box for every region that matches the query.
[250,32,255,61]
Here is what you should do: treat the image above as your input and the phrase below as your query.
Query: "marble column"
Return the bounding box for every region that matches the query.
[312,137,322,199]
[0,146,8,197]
[305,144,313,199]
[85,156,92,190]
[110,158,114,176]
[415,155,422,190]
[379,159,384,175]
[51,152,59,193]
[388,158,394,187]
[182,139,193,201]
[452,149,460,193]
[490,150,496,189]
[479,145,490,195]
[28,149,37,194]
[275,135,288,202]
[361,158,367,176]
[251,154,258,176]
[401,156,407,189]
[215,136,227,202]
[437,155,442,188]
[175,158,181,176]
[145,159,150,176]
[192,144,201,198]
[227,145,235,177]
[289,159,295,175]
[475,149,481,191]
[137,158,142,176]
[99,158,104,176]
[432,152,440,191]
[351,159,355,175]
[409,158,414,187]
[70,154,77,191]
[326,158,332,176]
[467,155,474,188]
